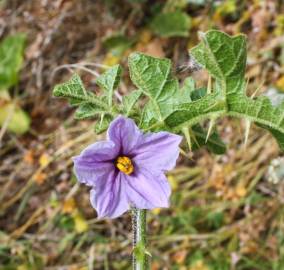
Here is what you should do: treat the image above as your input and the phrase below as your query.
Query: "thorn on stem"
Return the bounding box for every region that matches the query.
[182,127,192,152]
[206,118,215,143]
[251,80,265,99]
[207,75,212,94]
[244,119,251,148]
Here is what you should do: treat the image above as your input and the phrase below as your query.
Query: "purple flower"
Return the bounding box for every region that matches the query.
[73,116,182,219]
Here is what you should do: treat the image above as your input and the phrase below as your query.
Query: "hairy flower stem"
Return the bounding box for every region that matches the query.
[132,208,148,270]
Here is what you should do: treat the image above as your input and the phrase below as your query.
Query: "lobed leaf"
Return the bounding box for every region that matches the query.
[53,74,107,109]
[165,92,226,128]
[95,114,113,134]
[122,89,142,116]
[96,65,122,106]
[166,30,284,151]
[190,30,246,81]
[75,103,108,119]
[129,52,178,104]
[129,52,186,124]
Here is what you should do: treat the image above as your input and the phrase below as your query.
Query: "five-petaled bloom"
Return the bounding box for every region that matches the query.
[73,116,182,218]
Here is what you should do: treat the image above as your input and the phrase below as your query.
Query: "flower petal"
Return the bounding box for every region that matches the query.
[73,140,118,187]
[90,171,129,218]
[74,140,119,162]
[73,159,113,187]
[132,132,182,172]
[124,167,171,209]
[107,116,142,154]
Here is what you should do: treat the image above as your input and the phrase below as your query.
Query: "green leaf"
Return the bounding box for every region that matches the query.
[139,101,161,130]
[150,11,191,37]
[122,89,142,116]
[129,52,178,103]
[96,65,122,106]
[0,33,26,90]
[184,85,226,154]
[75,103,108,119]
[165,91,226,128]
[53,73,86,98]
[128,52,227,153]
[190,87,207,101]
[129,52,179,121]
[170,77,194,105]
[190,30,246,81]
[227,89,284,150]
[53,74,107,109]
[94,114,113,134]
[53,74,115,122]
[128,53,226,130]
[103,34,133,55]
[165,30,284,151]
[264,127,284,150]
[0,103,30,134]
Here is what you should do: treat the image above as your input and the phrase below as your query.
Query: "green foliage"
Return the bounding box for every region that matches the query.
[191,125,226,154]
[188,87,226,154]
[190,31,246,81]
[150,11,191,37]
[54,67,127,133]
[0,33,26,90]
[53,73,112,120]
[165,30,284,151]
[103,34,133,54]
[206,211,224,229]
[122,89,142,116]
[129,52,178,106]
[74,103,107,119]
[53,30,284,152]
[95,114,113,134]
[53,73,100,106]
[0,34,31,135]
[129,52,226,153]
[96,64,122,106]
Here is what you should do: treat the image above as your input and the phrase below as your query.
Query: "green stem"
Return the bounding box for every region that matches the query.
[132,208,148,270]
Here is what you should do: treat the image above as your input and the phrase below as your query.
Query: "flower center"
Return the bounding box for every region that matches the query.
[116,156,134,175]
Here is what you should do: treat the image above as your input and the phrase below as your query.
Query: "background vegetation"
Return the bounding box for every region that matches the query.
[1,0,284,269]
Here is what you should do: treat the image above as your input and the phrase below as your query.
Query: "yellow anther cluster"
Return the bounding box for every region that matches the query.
[116,156,134,175]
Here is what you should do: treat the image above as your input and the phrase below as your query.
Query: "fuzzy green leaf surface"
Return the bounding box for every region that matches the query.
[122,89,142,116]
[129,52,178,104]
[190,31,246,81]
[96,65,122,106]
[95,114,113,134]
[74,103,108,119]
[128,52,226,152]
[129,52,184,123]
[165,30,284,150]
[53,74,108,109]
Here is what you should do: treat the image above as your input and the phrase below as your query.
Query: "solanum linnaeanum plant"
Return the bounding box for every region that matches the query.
[53,30,284,269]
